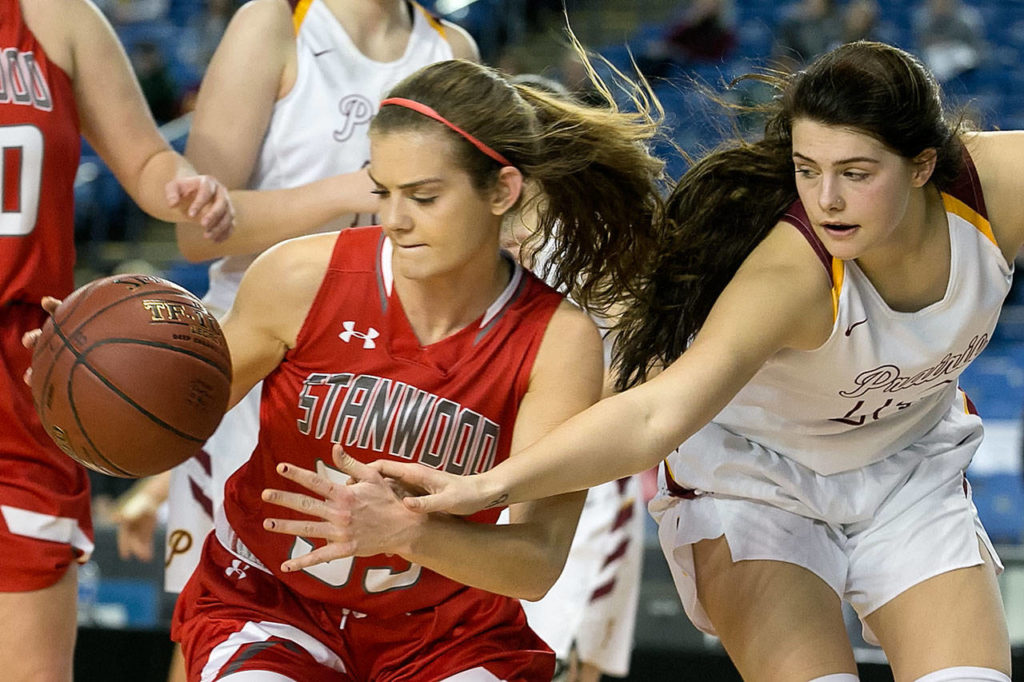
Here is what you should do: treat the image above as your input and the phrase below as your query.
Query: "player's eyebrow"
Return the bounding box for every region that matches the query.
[792,151,880,165]
[367,170,443,189]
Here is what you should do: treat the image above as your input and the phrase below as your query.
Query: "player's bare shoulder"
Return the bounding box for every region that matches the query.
[222,0,296,54]
[241,233,338,323]
[533,300,604,382]
[230,0,296,35]
[438,18,480,61]
[962,130,1024,259]
[20,0,99,75]
[728,219,836,351]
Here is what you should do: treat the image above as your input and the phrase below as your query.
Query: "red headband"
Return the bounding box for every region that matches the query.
[379,97,513,167]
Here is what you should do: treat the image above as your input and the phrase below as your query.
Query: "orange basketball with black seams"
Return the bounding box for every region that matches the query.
[30,274,232,478]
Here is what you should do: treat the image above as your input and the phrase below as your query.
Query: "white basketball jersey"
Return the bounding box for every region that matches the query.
[204,0,454,314]
[669,157,1013,477]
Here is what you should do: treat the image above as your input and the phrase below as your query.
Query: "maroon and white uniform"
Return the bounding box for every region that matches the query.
[174,226,562,681]
[0,0,93,592]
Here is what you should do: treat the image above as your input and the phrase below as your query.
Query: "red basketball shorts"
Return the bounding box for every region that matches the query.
[0,303,92,591]
[173,535,555,681]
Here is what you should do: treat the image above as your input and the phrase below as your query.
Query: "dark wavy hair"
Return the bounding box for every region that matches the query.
[614,41,972,390]
[371,55,668,315]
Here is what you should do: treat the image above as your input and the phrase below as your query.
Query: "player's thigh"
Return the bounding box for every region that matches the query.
[0,562,77,681]
[692,535,857,682]
[863,541,1010,681]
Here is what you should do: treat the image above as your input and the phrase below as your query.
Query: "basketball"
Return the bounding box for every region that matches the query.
[30,274,232,478]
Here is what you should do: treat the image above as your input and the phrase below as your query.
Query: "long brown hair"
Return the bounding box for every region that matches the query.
[613,41,973,390]
[370,56,668,314]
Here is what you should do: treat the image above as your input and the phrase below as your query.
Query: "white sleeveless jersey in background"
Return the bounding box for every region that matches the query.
[669,161,1013,479]
[204,0,453,315]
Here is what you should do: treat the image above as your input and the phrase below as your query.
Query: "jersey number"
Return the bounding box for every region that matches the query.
[289,460,423,593]
[0,125,43,236]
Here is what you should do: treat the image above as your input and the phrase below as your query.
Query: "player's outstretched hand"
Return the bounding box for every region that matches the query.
[166,175,234,243]
[341,445,491,516]
[261,451,425,573]
[21,296,61,386]
[111,481,163,562]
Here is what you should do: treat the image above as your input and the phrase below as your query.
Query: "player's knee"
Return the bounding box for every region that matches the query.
[913,667,1011,682]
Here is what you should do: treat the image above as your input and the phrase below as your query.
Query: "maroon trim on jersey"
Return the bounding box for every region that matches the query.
[194,447,212,476]
[780,201,833,284]
[602,537,630,570]
[946,146,988,219]
[963,391,979,416]
[189,476,213,519]
[664,467,698,499]
[610,500,635,532]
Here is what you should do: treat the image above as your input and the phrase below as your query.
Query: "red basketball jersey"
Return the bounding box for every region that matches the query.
[222,226,564,617]
[0,0,80,305]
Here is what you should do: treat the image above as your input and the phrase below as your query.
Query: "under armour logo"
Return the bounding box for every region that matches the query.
[339,321,379,349]
[225,559,249,580]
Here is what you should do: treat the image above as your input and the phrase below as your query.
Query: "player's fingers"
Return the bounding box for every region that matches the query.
[373,460,435,493]
[261,486,331,518]
[131,534,154,562]
[22,366,32,387]
[401,493,447,513]
[21,328,41,350]
[115,528,132,561]
[262,517,341,539]
[204,196,234,243]
[272,462,342,499]
[165,179,183,207]
[280,543,354,573]
[333,447,383,485]
[197,188,229,234]
[41,296,61,314]
[187,176,219,218]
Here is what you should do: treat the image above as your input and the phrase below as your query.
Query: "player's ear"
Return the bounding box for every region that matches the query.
[490,166,524,217]
[910,147,937,187]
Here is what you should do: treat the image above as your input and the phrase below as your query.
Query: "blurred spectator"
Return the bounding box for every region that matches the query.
[637,0,738,80]
[130,40,180,123]
[435,0,526,64]
[772,0,842,70]
[182,0,239,75]
[95,0,169,25]
[558,48,608,107]
[840,0,886,44]
[912,0,987,84]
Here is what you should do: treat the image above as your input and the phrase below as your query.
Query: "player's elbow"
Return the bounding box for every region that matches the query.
[517,555,568,602]
[518,581,555,603]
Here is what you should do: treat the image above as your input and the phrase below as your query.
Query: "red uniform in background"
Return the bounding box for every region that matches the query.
[0,0,92,592]
[175,226,563,680]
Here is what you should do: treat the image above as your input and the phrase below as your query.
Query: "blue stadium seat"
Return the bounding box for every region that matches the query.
[165,260,211,299]
[968,473,1024,544]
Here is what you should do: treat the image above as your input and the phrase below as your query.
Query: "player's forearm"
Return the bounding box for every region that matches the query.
[475,388,683,510]
[128,148,200,223]
[400,515,569,601]
[175,171,374,262]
